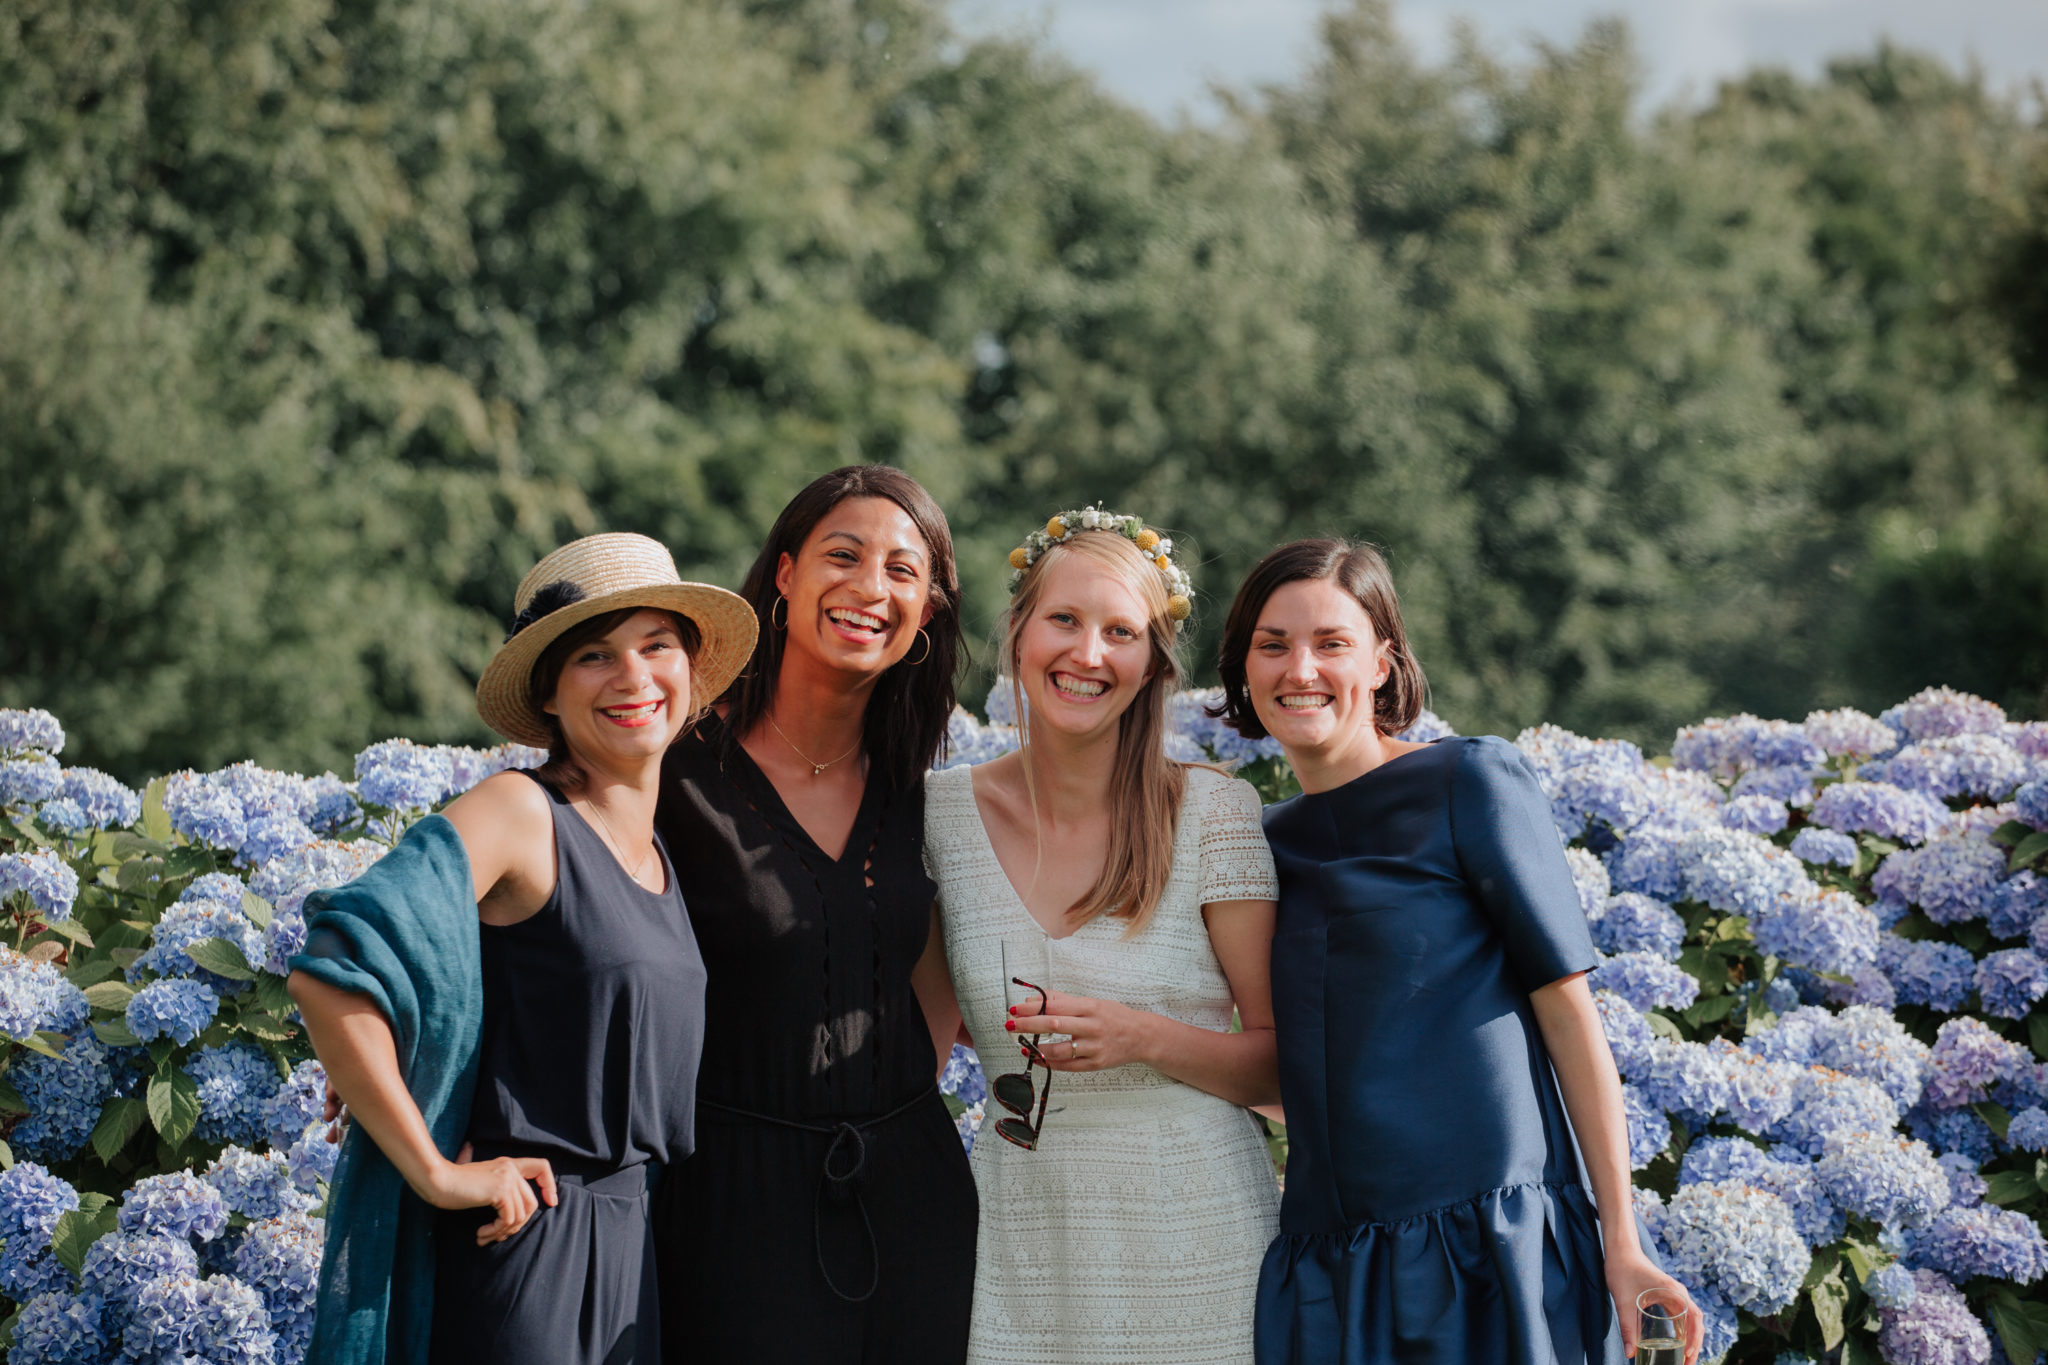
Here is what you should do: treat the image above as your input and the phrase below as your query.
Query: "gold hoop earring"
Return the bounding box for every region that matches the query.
[906,628,932,666]
[770,596,788,630]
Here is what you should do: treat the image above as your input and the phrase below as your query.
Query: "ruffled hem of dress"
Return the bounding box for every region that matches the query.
[1255,1179,1621,1365]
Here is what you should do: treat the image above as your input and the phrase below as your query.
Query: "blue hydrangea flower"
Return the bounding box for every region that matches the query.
[1552,762,1653,838]
[1753,889,1880,977]
[1396,709,1456,743]
[11,1034,116,1162]
[1635,1039,1730,1126]
[1621,1083,1670,1169]
[2004,1106,2048,1153]
[1815,1129,1951,1228]
[1712,1043,1801,1132]
[1884,735,2026,801]
[233,1213,322,1365]
[241,815,317,868]
[8,1288,111,1364]
[0,756,64,807]
[1986,871,2046,940]
[189,1042,283,1146]
[1590,951,1699,1013]
[1805,708,1901,762]
[1924,1018,2032,1112]
[1678,1135,1838,1246]
[126,978,220,1045]
[56,767,140,829]
[1801,1005,1931,1110]
[1678,1135,1778,1186]
[1879,934,1978,1010]
[2018,781,2048,833]
[1908,1107,1998,1164]
[1761,976,1801,1016]
[1811,781,1950,846]
[0,708,65,757]
[1594,990,1655,1077]
[1557,850,1606,919]
[1867,1261,1918,1310]
[123,1270,279,1364]
[1731,764,1815,807]
[1671,715,1770,781]
[1878,1268,1989,1365]
[36,798,89,835]
[1659,1179,1811,1314]
[355,738,456,810]
[79,1231,199,1312]
[1885,687,2007,743]
[1907,1204,2048,1285]
[250,839,387,910]
[163,774,249,852]
[0,946,89,1041]
[287,1123,339,1191]
[1771,1066,1901,1156]
[1591,893,1685,961]
[0,1162,81,1301]
[1607,824,1690,900]
[1514,724,1644,791]
[262,1060,328,1149]
[1875,833,2010,924]
[939,1044,985,1109]
[1789,827,1858,868]
[129,899,265,991]
[261,907,308,977]
[1675,828,1811,920]
[1937,1152,1988,1208]
[210,761,316,827]
[0,850,80,921]
[299,773,361,834]
[1975,948,2048,1019]
[207,1148,314,1222]
[117,1171,228,1243]
[1721,793,1789,834]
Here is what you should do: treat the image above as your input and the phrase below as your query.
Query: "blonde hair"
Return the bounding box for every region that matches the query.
[1003,530,1187,936]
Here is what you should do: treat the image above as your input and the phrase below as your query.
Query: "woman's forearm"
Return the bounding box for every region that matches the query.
[288,970,453,1202]
[1531,973,1643,1258]
[1137,1012,1281,1110]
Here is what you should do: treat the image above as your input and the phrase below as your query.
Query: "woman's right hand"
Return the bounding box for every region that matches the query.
[426,1143,559,1246]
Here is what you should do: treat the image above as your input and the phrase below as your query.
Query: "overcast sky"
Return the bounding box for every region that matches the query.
[955,0,2048,120]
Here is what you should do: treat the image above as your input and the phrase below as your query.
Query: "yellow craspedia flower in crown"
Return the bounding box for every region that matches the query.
[1006,503,1194,622]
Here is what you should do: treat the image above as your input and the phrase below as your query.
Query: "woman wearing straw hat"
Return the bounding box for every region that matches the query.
[651,467,978,1363]
[290,532,755,1365]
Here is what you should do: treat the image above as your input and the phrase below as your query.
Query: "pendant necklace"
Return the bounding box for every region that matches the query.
[584,796,657,889]
[765,711,861,777]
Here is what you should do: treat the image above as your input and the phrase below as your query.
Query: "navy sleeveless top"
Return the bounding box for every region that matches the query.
[464,771,707,1171]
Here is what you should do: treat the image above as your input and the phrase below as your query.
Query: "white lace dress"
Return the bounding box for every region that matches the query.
[926,763,1282,1365]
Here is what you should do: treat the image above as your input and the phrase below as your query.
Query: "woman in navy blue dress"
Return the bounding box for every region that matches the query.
[1210,539,1702,1365]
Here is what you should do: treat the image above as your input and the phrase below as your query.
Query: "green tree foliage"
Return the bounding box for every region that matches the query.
[0,0,2042,776]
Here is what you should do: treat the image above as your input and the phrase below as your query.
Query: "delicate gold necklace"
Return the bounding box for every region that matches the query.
[583,796,657,889]
[764,710,862,777]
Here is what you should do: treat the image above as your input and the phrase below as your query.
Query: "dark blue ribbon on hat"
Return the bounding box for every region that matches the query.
[504,580,586,643]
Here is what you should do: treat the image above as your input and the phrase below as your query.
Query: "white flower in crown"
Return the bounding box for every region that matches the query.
[1006,504,1193,622]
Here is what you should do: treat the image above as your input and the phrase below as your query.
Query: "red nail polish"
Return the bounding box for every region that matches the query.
[1007,1005,1017,1015]
[1004,1019,1016,1032]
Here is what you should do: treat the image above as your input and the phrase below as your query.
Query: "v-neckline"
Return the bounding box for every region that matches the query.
[714,715,881,867]
[959,764,1092,941]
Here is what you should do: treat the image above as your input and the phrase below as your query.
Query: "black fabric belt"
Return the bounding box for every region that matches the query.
[698,1085,936,1304]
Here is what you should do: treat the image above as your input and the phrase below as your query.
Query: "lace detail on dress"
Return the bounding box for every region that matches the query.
[1196,770,1279,907]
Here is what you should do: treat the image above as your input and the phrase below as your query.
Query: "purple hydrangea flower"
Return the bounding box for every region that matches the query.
[1753,889,1880,977]
[1868,1262,1918,1310]
[1887,736,2029,802]
[1553,762,1653,837]
[2018,781,2048,833]
[262,1060,328,1149]
[1789,827,1859,868]
[1805,708,1901,761]
[1803,1005,1930,1110]
[1975,949,2048,1019]
[1675,828,1810,920]
[1987,872,2046,941]
[1608,825,1689,900]
[126,978,220,1045]
[1924,1018,2032,1112]
[1908,1204,2048,1285]
[1711,1041,1801,1132]
[1811,781,1950,846]
[1679,1134,1838,1246]
[1880,935,1979,1011]
[940,1044,986,1109]
[0,708,65,757]
[1590,951,1699,1013]
[1909,1108,1998,1164]
[241,814,317,868]
[1592,893,1685,961]
[129,899,265,991]
[1721,793,1790,835]
[1938,1152,1988,1207]
[287,1122,339,1191]
[1771,1066,1901,1156]
[1815,1129,1951,1228]
[36,798,89,835]
[1875,835,2008,925]
[1732,765,1816,807]
[1885,687,2007,743]
[2005,1107,2048,1153]
[0,945,89,1040]
[1878,1269,1988,1365]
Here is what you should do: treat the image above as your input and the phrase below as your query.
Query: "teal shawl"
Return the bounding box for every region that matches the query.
[290,814,481,1365]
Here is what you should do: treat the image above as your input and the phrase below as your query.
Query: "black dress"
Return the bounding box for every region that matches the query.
[431,771,707,1365]
[652,714,977,1364]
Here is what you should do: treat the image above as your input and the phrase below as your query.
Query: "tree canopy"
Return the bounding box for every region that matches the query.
[3,0,2043,779]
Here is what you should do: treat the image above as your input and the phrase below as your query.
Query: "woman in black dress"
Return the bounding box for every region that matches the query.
[654,466,977,1363]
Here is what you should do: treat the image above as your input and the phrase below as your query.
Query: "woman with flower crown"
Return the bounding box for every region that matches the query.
[924,507,1282,1365]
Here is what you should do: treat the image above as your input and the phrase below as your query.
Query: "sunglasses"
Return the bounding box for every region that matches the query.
[992,977,1054,1150]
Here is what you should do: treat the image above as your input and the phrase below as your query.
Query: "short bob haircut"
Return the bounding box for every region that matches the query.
[721,465,963,792]
[527,606,703,791]
[1211,538,1426,740]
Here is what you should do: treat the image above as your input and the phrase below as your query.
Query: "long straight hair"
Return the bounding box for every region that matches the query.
[1004,531,1187,936]
[722,466,963,792]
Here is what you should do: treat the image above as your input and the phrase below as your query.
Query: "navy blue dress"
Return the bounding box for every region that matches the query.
[430,772,706,1365]
[1254,736,1621,1365]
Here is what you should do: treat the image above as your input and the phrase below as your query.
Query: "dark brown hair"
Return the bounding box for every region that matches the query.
[528,607,701,791]
[1211,538,1426,740]
[722,466,963,791]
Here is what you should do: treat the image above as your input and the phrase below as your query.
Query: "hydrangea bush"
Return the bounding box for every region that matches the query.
[4,687,2047,1364]
[0,709,543,1362]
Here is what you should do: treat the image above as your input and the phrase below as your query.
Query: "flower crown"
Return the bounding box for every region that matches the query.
[1007,505,1193,622]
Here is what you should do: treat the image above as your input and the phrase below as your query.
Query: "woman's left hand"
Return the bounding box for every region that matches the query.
[1606,1248,1703,1365]
[1007,989,1152,1071]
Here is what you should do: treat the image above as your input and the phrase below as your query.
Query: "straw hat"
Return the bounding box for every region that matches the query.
[476,533,757,748]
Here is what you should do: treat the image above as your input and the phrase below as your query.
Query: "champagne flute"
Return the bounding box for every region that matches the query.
[1634,1289,1687,1365]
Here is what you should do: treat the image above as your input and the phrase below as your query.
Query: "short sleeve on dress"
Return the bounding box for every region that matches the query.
[1196,770,1280,906]
[1448,737,1598,993]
